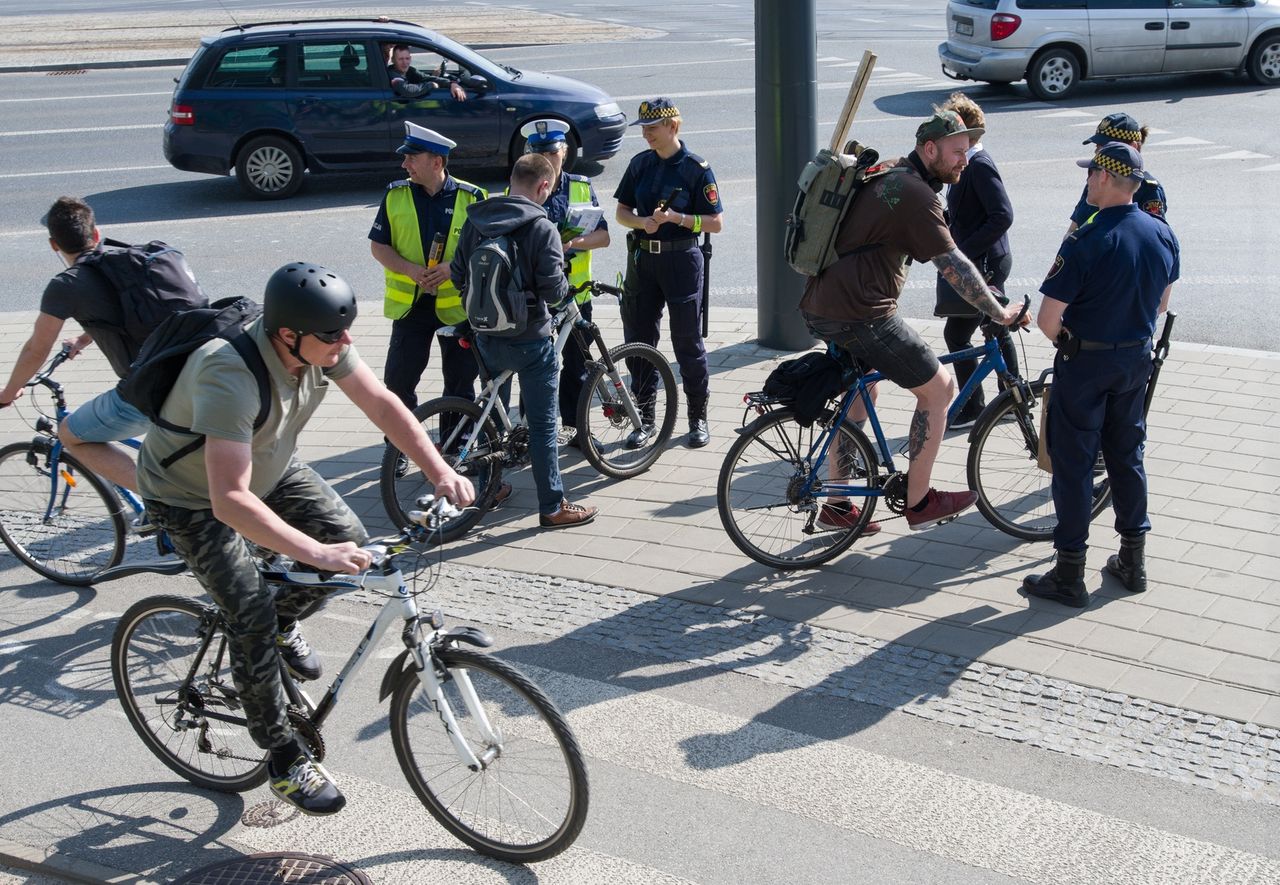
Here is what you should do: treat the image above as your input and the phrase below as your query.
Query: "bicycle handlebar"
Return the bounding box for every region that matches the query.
[569,279,624,300]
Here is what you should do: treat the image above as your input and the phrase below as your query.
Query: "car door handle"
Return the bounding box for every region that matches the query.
[1145,21,1166,30]
[1170,21,1190,30]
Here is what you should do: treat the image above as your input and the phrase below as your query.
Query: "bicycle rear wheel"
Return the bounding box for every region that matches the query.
[111,595,268,792]
[967,380,1112,542]
[0,440,126,585]
[390,647,589,863]
[718,408,880,569]
[576,342,678,479]
[381,397,504,542]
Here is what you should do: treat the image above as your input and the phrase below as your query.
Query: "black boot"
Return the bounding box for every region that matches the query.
[1022,549,1089,608]
[687,401,710,449]
[1104,533,1147,593]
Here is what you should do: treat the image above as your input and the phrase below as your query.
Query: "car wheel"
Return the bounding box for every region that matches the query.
[508,126,579,173]
[236,135,304,200]
[1027,48,1080,101]
[1247,32,1280,87]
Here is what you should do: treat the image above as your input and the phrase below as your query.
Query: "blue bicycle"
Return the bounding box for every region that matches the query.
[717,302,1130,568]
[0,345,182,585]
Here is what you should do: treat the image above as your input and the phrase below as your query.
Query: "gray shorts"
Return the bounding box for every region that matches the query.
[803,312,940,390]
[64,387,150,443]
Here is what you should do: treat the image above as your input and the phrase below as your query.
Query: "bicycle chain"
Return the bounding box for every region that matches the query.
[191,706,322,765]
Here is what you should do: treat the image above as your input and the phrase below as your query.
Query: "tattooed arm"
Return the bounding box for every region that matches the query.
[932,247,1022,325]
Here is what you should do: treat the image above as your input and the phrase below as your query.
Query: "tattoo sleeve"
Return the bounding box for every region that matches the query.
[908,409,929,461]
[933,247,1004,317]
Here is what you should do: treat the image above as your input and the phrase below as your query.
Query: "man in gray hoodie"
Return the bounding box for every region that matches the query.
[451,153,599,529]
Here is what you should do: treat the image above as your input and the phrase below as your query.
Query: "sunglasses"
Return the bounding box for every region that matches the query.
[309,328,347,344]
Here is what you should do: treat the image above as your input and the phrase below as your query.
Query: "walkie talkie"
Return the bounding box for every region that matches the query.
[656,187,682,211]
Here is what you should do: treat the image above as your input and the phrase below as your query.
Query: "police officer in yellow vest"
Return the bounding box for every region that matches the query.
[369,122,486,444]
[518,118,610,448]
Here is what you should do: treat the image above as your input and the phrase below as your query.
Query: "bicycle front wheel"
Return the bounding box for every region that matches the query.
[0,440,126,585]
[967,380,1112,542]
[111,596,268,792]
[718,408,880,569]
[381,396,504,542]
[390,647,589,863]
[576,341,677,479]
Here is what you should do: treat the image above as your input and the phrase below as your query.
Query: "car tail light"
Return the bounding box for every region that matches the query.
[990,13,1021,41]
[170,103,195,125]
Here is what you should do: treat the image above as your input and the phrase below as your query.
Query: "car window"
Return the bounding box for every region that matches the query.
[207,44,286,89]
[1017,1,1087,9]
[299,42,374,88]
[1086,0,1165,8]
[387,45,471,82]
[1169,0,1236,7]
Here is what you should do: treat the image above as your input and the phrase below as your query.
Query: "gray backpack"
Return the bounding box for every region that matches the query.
[464,229,530,337]
[783,142,902,278]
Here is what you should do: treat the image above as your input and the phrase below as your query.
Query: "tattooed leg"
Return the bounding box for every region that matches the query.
[909,409,930,461]
[906,369,955,507]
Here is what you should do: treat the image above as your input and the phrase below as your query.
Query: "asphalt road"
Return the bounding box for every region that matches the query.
[1,0,1277,350]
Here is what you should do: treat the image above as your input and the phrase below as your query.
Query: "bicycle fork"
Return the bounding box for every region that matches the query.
[411,640,501,771]
[579,324,647,430]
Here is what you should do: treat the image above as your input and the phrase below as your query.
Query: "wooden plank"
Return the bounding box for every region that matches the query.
[828,49,877,153]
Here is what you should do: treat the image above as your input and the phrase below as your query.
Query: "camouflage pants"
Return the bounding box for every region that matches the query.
[145,461,369,750]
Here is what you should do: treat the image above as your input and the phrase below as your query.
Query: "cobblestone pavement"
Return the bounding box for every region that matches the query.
[348,561,1280,807]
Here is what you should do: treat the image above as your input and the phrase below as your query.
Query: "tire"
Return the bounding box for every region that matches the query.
[0,441,126,586]
[381,396,504,542]
[1026,48,1081,101]
[966,380,1111,542]
[111,596,269,793]
[717,408,880,570]
[235,135,304,200]
[390,647,589,863]
[508,125,579,173]
[1247,32,1280,87]
[576,342,678,479]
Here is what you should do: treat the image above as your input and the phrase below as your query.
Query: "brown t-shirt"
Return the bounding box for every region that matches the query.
[799,155,955,322]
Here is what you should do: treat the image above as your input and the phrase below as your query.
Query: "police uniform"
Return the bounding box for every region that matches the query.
[519,119,609,435]
[614,98,723,444]
[1026,143,1180,607]
[1070,111,1168,228]
[369,123,486,412]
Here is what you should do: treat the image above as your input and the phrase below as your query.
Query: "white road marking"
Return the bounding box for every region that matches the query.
[0,91,171,104]
[0,124,162,138]
[1204,150,1270,160]
[1147,137,1215,146]
[1037,110,1096,118]
[0,164,170,180]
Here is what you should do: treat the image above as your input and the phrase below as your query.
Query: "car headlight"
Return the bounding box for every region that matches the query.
[594,102,622,120]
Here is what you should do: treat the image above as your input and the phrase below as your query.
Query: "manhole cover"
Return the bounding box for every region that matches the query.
[174,852,371,885]
[241,799,300,828]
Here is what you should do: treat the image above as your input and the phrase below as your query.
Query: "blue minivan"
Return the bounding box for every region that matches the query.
[164,18,628,198]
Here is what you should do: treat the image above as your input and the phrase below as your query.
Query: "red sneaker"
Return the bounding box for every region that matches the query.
[904,488,978,531]
[818,501,882,535]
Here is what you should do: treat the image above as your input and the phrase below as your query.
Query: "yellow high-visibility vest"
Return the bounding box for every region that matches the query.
[382,178,485,322]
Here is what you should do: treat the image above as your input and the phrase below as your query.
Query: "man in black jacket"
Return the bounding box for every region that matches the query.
[451,154,598,529]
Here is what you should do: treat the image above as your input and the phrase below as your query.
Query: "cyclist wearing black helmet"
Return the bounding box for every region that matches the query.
[137,262,474,818]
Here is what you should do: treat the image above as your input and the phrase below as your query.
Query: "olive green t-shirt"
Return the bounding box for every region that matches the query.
[799,156,955,322]
[137,317,359,509]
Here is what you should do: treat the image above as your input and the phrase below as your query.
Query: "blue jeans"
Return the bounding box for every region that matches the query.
[475,335,562,515]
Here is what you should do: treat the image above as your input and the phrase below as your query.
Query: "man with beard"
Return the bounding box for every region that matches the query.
[800,109,1025,531]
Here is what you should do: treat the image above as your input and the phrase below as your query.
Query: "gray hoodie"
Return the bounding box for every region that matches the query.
[450,194,569,340]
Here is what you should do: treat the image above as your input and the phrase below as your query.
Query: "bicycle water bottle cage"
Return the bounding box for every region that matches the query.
[442,625,494,649]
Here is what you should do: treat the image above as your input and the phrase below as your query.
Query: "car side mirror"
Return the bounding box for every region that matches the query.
[461,74,489,91]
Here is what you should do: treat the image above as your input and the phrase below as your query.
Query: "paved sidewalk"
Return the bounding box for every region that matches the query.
[2,303,1276,729]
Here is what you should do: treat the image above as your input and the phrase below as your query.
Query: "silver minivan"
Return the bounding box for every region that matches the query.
[938,0,1280,100]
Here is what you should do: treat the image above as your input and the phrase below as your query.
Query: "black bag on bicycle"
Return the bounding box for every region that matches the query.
[761,351,846,428]
[79,238,209,355]
[117,296,270,468]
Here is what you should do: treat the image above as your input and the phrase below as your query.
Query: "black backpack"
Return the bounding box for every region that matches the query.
[79,238,209,351]
[464,228,531,337]
[118,297,270,468]
[761,351,848,428]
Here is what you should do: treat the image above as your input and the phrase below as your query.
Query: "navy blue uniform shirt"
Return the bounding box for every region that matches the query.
[1041,203,1180,342]
[1070,172,1166,228]
[614,142,723,241]
[369,176,462,251]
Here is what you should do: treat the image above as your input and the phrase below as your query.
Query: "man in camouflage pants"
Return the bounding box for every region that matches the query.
[138,263,473,816]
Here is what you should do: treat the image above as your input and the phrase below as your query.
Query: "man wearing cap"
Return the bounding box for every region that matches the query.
[1023,143,1179,608]
[519,118,610,449]
[370,122,486,473]
[614,97,723,449]
[1064,112,1167,237]
[800,109,1025,532]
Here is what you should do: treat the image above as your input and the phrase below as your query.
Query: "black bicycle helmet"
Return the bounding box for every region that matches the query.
[263,262,358,336]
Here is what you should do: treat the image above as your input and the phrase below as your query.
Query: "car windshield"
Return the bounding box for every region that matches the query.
[423,29,508,80]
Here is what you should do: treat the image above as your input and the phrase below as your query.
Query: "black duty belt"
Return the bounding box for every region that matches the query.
[1076,338,1149,351]
[636,237,698,254]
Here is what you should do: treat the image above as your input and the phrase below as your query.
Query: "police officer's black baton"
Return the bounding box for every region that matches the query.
[700,232,712,339]
[1143,310,1176,417]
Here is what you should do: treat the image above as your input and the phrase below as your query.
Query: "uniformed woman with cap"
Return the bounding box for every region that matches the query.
[614,98,724,448]
[1064,111,1167,237]
[518,118,611,449]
